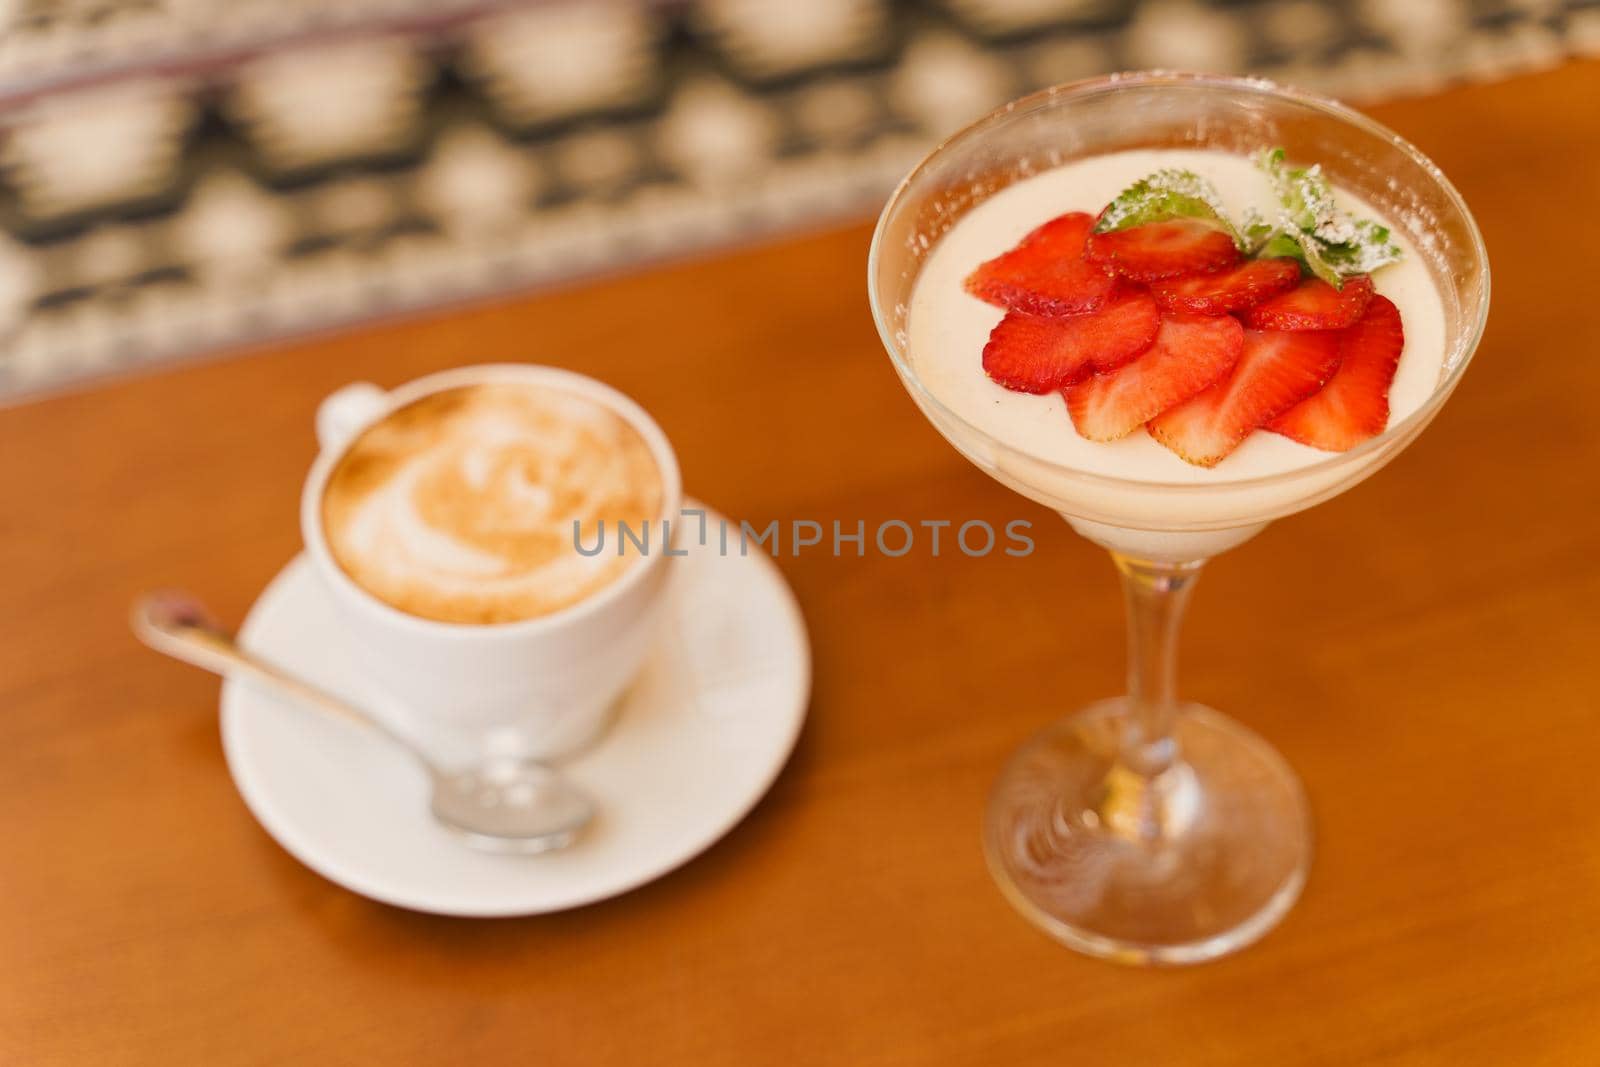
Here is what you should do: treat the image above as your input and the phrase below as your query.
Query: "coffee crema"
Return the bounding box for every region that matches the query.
[321,383,664,624]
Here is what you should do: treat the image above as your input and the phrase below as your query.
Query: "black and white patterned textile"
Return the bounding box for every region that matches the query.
[0,0,1591,397]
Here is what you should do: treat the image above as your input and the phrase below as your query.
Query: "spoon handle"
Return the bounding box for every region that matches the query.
[131,590,409,750]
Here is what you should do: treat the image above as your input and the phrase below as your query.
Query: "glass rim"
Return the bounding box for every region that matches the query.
[866,70,1492,496]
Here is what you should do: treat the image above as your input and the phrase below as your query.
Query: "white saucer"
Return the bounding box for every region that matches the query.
[220,502,810,917]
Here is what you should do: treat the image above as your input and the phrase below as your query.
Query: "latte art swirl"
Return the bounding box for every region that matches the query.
[322,383,664,624]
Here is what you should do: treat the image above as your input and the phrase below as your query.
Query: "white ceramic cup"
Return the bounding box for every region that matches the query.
[299,364,682,763]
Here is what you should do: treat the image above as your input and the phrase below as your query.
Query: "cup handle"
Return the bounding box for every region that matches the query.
[316,382,387,454]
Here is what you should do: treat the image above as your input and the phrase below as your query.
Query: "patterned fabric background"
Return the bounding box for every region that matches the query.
[0,0,1591,398]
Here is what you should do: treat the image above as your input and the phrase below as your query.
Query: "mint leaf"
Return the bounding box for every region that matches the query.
[1253,147,1400,287]
[1257,231,1303,261]
[1295,231,1343,287]
[1093,169,1242,247]
[1241,209,1276,254]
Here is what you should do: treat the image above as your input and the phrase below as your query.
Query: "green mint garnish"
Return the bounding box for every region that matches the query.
[1094,153,1402,288]
[1248,147,1401,288]
[1092,169,1243,248]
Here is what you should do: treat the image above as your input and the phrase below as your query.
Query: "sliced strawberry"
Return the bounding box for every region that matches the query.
[982,290,1160,394]
[963,212,1118,316]
[1268,295,1404,451]
[1150,257,1302,316]
[1148,329,1342,467]
[1083,218,1240,282]
[1244,274,1374,331]
[1064,313,1243,441]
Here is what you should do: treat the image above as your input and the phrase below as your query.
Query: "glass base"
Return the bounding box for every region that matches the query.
[983,699,1312,965]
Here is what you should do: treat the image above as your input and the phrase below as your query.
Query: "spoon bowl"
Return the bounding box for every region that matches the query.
[430,759,595,854]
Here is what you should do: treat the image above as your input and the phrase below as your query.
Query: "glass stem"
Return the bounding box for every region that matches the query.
[1111,553,1205,779]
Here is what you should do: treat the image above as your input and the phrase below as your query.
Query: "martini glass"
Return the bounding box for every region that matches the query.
[867,73,1489,964]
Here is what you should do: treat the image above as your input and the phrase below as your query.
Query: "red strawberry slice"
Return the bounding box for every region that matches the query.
[1268,295,1404,451]
[982,290,1160,394]
[1150,257,1302,316]
[964,212,1118,316]
[1083,218,1240,282]
[1064,313,1243,440]
[1244,274,1374,331]
[1148,328,1342,467]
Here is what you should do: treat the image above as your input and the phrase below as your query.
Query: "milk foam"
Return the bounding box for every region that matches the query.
[322,383,663,624]
[906,149,1448,487]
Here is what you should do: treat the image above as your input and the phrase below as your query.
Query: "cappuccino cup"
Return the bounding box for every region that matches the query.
[300,364,681,762]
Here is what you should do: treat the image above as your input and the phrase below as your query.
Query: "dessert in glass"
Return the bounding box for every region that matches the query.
[867,73,1489,964]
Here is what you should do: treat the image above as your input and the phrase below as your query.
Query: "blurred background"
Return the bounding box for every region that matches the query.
[0,0,1589,399]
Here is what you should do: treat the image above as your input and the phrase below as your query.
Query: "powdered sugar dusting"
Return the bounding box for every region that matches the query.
[1094,167,1235,234]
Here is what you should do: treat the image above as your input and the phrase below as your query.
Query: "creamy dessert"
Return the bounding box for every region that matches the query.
[908,149,1446,484]
[902,147,1449,556]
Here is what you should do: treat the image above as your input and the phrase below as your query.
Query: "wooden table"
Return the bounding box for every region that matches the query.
[5,61,1599,1066]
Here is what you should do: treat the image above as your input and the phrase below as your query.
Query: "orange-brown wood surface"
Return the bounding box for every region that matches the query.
[4,62,1599,1066]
